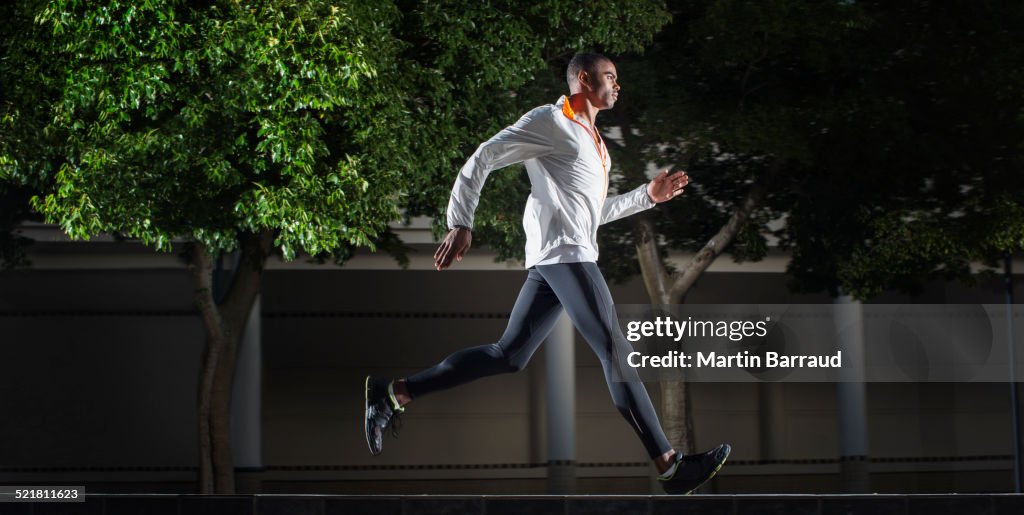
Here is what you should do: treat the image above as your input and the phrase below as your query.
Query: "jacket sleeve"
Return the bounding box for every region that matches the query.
[600,183,657,225]
[446,107,554,230]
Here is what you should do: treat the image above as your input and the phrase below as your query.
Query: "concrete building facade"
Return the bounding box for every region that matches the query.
[0,221,1020,494]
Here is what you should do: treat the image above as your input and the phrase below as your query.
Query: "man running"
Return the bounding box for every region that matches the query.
[365,53,730,495]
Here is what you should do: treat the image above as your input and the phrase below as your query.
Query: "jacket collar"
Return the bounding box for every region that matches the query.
[559,95,575,120]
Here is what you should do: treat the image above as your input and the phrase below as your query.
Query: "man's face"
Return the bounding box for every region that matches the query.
[583,59,620,110]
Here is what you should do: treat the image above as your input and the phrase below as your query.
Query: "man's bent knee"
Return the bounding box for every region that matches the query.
[489,342,529,374]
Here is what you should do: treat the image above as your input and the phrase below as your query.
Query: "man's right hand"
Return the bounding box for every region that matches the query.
[434,227,472,271]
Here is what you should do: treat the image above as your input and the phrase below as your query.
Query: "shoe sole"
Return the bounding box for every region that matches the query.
[684,444,731,495]
[364,375,380,456]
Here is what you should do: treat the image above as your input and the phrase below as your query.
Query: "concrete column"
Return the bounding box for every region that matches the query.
[529,345,547,465]
[545,312,576,494]
[232,295,263,492]
[758,382,786,461]
[834,293,869,493]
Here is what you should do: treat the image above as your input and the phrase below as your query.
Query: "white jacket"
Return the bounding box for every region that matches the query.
[447,95,656,269]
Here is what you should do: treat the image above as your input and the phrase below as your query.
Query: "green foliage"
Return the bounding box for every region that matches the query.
[781,1,1024,298]
[590,0,1024,299]
[3,0,408,259]
[1,0,670,263]
[17,0,1018,303]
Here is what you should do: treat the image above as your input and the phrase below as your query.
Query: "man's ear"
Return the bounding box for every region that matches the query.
[577,70,592,91]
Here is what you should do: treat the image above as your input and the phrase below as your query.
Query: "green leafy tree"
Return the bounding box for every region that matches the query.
[452,0,1024,461]
[1,0,671,493]
[609,0,1024,459]
[782,1,1024,299]
[3,0,410,494]
[0,0,46,272]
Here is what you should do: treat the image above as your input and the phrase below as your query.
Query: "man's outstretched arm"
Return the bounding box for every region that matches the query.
[600,169,689,225]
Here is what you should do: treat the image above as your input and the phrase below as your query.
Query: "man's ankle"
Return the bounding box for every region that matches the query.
[655,449,678,475]
[392,379,412,407]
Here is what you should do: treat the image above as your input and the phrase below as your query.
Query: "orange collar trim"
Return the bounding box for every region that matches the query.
[561,95,576,120]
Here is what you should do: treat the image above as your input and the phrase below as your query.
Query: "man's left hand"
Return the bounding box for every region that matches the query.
[647,169,689,203]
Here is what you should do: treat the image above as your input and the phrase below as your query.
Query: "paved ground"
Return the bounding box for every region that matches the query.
[2,493,1023,515]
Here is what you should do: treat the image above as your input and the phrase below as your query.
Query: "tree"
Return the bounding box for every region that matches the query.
[3,0,411,493]
[781,1,1024,298]
[609,0,1024,458]
[1,0,671,493]
[0,0,49,269]
[598,0,879,454]
[443,0,1024,461]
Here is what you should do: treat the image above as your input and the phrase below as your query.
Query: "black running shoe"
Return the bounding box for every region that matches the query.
[364,375,404,456]
[659,443,731,495]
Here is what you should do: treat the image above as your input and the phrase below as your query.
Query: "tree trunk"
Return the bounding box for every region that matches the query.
[210,332,240,493]
[187,230,274,494]
[634,215,671,305]
[660,380,696,454]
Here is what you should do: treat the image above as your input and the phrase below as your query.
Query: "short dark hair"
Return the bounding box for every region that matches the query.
[566,52,609,91]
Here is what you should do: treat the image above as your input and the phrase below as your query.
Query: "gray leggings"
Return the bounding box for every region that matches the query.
[404,261,672,460]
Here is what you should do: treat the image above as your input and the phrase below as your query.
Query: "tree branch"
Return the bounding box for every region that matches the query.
[668,161,782,302]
